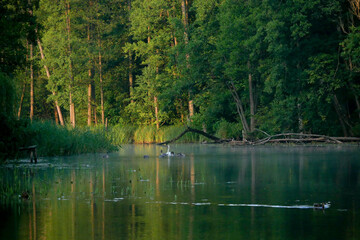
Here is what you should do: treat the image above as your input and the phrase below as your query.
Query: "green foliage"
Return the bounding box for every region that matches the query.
[214,119,243,140]
[352,123,360,137]
[1,0,360,159]
[0,72,16,116]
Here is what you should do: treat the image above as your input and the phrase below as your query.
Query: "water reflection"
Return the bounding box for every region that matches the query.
[0,145,360,239]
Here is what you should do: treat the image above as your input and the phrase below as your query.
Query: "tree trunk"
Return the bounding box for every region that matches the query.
[154,96,159,129]
[248,62,255,132]
[128,0,134,104]
[19,41,29,119]
[188,98,194,118]
[349,0,360,20]
[54,105,59,124]
[37,38,65,126]
[99,47,105,125]
[227,81,250,134]
[93,85,97,125]
[181,0,189,44]
[30,43,34,122]
[87,23,95,126]
[88,82,92,126]
[333,94,348,137]
[355,95,360,119]
[18,82,26,119]
[249,74,255,132]
[181,0,193,119]
[66,1,75,127]
[129,52,133,103]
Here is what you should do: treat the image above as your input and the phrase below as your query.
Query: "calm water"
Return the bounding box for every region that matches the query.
[0,144,359,240]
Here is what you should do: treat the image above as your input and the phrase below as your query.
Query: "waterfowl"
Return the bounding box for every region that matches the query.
[176,153,186,157]
[313,202,331,209]
[158,149,166,158]
[166,145,175,157]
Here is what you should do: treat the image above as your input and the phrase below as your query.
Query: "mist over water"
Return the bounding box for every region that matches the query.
[1,144,359,240]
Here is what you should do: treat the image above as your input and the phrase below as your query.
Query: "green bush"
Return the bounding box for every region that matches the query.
[352,122,360,137]
[214,119,243,140]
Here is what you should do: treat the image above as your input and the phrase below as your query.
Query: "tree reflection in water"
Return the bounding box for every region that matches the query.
[0,144,359,240]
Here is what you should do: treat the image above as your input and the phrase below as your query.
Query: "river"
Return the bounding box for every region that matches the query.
[0,144,359,239]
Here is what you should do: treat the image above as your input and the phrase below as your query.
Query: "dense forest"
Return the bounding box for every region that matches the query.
[1,0,360,155]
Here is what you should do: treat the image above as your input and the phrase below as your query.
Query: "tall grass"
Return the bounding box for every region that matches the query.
[25,121,117,157]
[134,125,158,143]
[107,124,218,144]
[8,119,242,160]
[105,125,136,145]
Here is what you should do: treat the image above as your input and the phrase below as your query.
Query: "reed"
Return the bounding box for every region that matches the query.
[133,125,157,143]
[108,125,204,144]
[25,121,117,156]
[104,125,136,144]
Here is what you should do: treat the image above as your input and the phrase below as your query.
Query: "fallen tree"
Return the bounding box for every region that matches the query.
[157,126,231,145]
[157,126,360,145]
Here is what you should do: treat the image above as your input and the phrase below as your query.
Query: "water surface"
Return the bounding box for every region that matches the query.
[1,144,359,240]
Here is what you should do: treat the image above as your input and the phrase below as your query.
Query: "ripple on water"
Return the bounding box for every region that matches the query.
[145,201,332,210]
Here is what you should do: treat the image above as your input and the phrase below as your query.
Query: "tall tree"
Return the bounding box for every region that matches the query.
[66,0,76,127]
[181,0,194,119]
[37,38,65,125]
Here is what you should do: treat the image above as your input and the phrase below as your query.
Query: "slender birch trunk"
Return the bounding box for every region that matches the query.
[18,41,28,119]
[129,52,134,103]
[88,82,92,126]
[147,26,159,128]
[128,0,134,103]
[88,24,93,126]
[18,82,26,119]
[28,1,34,122]
[181,0,194,119]
[30,43,34,122]
[66,0,75,127]
[37,38,65,125]
[154,96,159,129]
[99,44,105,124]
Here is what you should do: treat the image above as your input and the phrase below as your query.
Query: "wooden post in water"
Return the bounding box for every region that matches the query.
[19,145,37,163]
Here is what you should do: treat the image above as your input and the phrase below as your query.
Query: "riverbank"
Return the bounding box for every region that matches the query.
[5,118,358,161]
[1,119,243,160]
[0,117,116,160]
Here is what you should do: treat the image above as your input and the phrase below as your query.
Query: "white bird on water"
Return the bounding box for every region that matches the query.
[166,145,175,157]
[158,145,185,158]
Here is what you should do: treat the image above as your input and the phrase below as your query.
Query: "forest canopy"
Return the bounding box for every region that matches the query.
[1,0,360,139]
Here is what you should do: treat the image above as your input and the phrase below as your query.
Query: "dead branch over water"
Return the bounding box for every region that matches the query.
[157,127,360,145]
